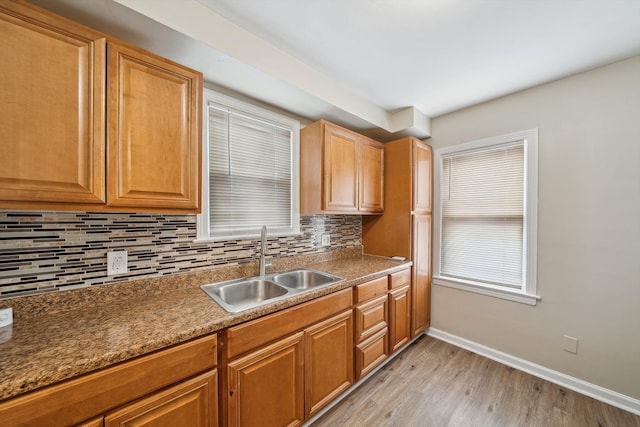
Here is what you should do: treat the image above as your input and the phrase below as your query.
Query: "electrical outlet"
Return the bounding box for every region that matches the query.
[321,234,331,246]
[107,250,128,276]
[562,335,578,354]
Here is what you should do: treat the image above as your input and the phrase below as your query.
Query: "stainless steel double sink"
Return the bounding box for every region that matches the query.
[200,268,345,313]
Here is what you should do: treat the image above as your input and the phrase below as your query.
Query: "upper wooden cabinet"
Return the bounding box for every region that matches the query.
[362,137,432,259]
[107,41,201,211]
[413,139,432,214]
[0,0,106,206]
[359,137,385,213]
[0,0,202,213]
[323,124,359,212]
[301,120,384,214]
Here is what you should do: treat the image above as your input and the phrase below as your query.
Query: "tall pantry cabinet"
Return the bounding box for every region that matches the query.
[363,137,432,336]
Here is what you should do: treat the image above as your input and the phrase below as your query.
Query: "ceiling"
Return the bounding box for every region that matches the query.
[31,0,640,141]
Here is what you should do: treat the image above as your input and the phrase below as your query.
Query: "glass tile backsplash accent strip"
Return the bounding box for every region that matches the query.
[0,212,361,298]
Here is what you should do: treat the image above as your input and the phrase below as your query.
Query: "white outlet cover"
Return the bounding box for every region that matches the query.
[107,251,128,276]
[321,234,331,246]
[562,335,578,354]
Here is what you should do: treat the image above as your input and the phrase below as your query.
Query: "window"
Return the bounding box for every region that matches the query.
[197,89,300,240]
[433,129,539,305]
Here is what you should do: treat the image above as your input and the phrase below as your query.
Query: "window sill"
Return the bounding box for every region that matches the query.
[433,276,540,306]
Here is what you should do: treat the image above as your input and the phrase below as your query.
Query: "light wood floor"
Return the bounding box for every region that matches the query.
[312,335,640,427]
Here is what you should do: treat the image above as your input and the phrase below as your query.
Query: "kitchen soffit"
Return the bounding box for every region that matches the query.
[33,0,640,140]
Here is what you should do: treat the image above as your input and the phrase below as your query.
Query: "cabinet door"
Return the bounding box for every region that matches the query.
[413,140,432,214]
[359,138,384,213]
[105,370,218,427]
[389,285,411,353]
[0,2,106,206]
[227,333,304,427]
[304,310,354,419]
[107,41,201,211]
[323,124,358,212]
[412,214,432,336]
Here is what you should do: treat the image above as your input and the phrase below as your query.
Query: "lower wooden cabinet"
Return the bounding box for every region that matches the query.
[105,370,218,427]
[3,275,421,427]
[353,277,390,379]
[222,290,354,427]
[389,285,411,353]
[352,268,413,379]
[0,334,218,427]
[304,310,354,419]
[227,333,305,427]
[389,269,412,353]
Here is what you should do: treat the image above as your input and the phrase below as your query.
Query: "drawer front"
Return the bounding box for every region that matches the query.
[389,268,411,290]
[354,294,388,342]
[355,276,388,303]
[226,288,352,358]
[355,327,388,379]
[104,369,218,427]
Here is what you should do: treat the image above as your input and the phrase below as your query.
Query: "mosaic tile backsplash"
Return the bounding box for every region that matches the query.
[0,212,361,299]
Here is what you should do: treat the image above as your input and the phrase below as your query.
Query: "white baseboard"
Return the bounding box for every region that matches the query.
[427,328,640,416]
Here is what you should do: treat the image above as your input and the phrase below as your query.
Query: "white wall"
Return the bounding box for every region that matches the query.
[429,56,640,400]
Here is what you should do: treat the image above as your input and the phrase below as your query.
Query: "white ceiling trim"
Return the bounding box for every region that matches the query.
[113,0,431,137]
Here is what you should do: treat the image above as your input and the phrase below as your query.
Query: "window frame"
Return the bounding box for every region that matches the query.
[432,129,539,305]
[196,89,300,242]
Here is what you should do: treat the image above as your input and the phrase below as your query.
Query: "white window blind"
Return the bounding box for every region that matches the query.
[440,143,525,288]
[206,101,297,238]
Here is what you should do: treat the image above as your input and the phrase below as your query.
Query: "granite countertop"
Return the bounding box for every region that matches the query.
[0,248,411,401]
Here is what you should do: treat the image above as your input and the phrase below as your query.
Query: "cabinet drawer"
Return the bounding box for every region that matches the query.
[225,289,352,358]
[105,369,218,427]
[354,294,388,342]
[355,276,388,303]
[389,268,411,290]
[355,327,388,379]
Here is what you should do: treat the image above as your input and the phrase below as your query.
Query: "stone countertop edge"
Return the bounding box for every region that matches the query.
[0,248,412,402]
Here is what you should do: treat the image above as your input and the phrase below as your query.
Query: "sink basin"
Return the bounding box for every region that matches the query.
[201,279,287,313]
[201,268,344,313]
[272,269,343,289]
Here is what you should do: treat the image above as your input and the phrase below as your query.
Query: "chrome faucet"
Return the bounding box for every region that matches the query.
[259,225,271,277]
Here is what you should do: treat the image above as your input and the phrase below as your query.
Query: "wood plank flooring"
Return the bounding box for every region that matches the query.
[311,335,640,427]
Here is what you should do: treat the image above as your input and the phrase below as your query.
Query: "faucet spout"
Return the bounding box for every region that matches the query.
[259,225,267,277]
